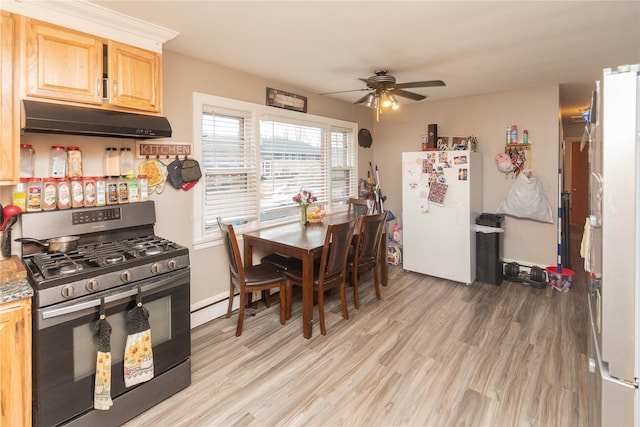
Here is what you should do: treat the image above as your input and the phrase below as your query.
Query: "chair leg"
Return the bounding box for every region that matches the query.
[373,266,381,300]
[317,287,326,335]
[340,280,349,320]
[285,282,293,320]
[236,290,245,337]
[279,283,286,325]
[352,266,360,309]
[226,280,234,319]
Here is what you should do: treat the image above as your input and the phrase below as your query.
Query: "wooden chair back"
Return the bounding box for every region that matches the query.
[217,218,245,286]
[348,198,371,217]
[318,219,358,288]
[355,212,387,265]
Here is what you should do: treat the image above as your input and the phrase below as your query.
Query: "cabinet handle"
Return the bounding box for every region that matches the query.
[15,320,19,344]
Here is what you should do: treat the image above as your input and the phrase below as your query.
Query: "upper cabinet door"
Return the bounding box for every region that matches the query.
[108,41,161,113]
[25,20,103,104]
[0,12,17,184]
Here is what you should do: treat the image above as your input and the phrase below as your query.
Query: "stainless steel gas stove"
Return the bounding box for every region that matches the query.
[21,201,191,427]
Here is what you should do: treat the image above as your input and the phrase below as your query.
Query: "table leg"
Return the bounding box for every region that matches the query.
[301,252,314,339]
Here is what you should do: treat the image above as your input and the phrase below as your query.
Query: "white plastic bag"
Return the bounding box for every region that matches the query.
[496,172,553,223]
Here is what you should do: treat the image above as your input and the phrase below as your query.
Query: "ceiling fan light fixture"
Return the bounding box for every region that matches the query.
[391,99,400,110]
[380,91,392,107]
[363,93,377,108]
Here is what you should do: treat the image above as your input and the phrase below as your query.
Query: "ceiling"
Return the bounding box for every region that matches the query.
[90,1,640,125]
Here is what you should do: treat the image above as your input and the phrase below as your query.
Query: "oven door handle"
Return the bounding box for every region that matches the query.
[41,271,186,320]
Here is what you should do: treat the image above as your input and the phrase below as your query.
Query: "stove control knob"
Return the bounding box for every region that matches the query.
[167,259,178,270]
[151,262,163,274]
[61,285,77,299]
[120,270,132,283]
[85,279,100,292]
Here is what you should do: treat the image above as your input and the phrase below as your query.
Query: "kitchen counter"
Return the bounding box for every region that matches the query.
[0,279,33,304]
[0,256,33,303]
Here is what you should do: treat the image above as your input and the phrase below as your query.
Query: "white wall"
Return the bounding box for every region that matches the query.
[371,86,560,267]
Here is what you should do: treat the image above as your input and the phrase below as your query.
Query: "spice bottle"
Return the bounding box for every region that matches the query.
[106,176,119,205]
[50,146,67,178]
[95,176,106,207]
[120,148,134,176]
[70,177,84,208]
[138,175,149,202]
[117,176,129,204]
[127,174,139,203]
[27,177,43,212]
[57,178,71,210]
[105,148,120,177]
[83,176,96,207]
[42,178,57,211]
[20,144,35,178]
[67,146,83,177]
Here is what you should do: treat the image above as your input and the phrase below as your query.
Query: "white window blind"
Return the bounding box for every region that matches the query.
[201,106,258,230]
[330,126,355,209]
[259,119,326,220]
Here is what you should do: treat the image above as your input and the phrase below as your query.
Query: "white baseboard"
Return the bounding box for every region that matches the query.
[191,295,239,328]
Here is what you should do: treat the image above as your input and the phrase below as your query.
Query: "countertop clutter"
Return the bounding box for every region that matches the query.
[0,256,33,303]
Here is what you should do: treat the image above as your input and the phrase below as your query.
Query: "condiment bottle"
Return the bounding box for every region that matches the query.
[13,178,28,212]
[126,174,139,203]
[523,129,529,144]
[117,176,129,204]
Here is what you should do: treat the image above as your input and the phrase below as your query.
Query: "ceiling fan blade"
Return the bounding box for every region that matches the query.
[394,80,446,89]
[354,93,372,104]
[320,88,369,95]
[392,89,426,101]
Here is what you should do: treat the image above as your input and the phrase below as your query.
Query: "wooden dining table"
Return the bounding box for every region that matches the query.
[243,213,388,339]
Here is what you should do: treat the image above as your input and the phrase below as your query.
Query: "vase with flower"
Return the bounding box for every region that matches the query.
[292,188,317,225]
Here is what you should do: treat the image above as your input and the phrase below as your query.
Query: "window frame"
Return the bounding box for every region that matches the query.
[192,92,358,249]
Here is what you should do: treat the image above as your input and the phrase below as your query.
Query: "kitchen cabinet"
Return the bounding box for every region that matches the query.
[0,11,18,184]
[108,40,161,113]
[0,297,32,427]
[23,18,162,113]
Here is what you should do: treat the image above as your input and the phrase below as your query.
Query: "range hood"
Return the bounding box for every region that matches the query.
[21,100,172,139]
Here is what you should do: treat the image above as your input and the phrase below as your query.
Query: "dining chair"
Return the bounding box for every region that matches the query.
[280,219,357,335]
[347,211,387,309]
[348,198,372,217]
[217,217,288,337]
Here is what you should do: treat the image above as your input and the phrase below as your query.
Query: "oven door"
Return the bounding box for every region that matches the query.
[33,268,190,427]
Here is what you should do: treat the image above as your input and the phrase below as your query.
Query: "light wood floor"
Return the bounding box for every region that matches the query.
[124,231,588,427]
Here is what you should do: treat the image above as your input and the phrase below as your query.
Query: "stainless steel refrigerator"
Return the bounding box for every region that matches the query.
[401,150,481,284]
[587,64,640,426]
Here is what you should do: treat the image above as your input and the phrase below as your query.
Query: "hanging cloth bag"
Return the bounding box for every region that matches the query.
[180,158,202,183]
[123,289,154,387]
[496,171,553,223]
[94,299,113,410]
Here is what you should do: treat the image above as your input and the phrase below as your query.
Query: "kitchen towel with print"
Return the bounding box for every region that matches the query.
[94,299,113,410]
[123,289,154,387]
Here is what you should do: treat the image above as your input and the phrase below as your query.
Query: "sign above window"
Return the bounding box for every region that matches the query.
[266,87,307,113]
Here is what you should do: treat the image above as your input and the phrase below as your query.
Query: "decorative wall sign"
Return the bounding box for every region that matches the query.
[266,87,308,113]
[136,141,192,159]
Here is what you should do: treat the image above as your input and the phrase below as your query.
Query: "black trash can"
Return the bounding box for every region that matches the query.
[475,213,505,285]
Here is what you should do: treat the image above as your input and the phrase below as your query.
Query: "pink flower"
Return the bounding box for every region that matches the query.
[293,188,317,206]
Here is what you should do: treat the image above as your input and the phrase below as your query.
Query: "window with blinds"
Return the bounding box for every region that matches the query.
[201,106,258,231]
[194,93,357,244]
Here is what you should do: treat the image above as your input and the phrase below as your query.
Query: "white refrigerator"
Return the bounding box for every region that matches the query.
[587,64,640,426]
[401,150,481,284]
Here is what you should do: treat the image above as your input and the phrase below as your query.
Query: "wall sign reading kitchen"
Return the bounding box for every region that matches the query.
[136,142,192,158]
